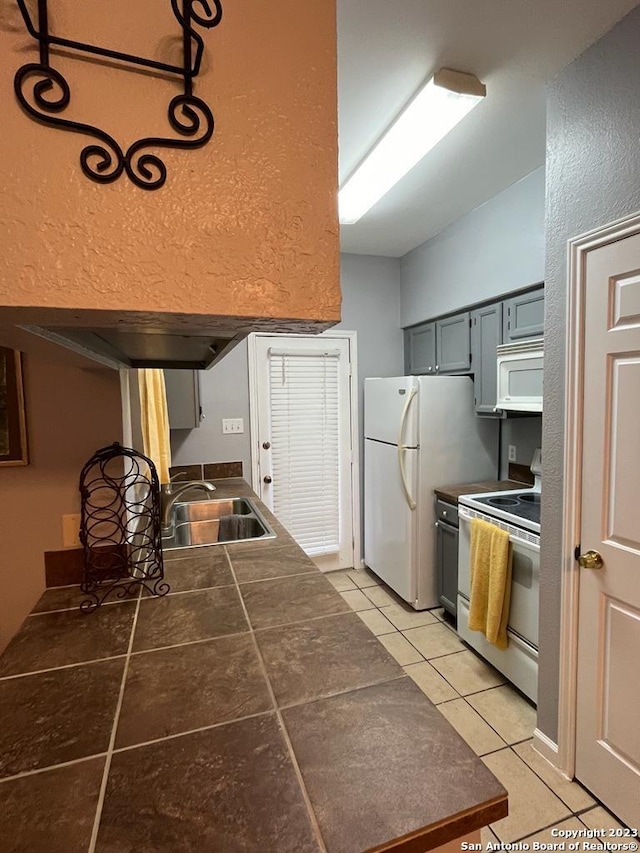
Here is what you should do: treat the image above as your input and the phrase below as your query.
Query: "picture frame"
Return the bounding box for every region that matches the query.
[0,347,28,466]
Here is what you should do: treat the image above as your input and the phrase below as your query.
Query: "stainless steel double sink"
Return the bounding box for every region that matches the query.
[161,497,277,550]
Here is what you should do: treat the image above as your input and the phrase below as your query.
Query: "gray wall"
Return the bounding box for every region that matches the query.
[171,342,252,477]
[400,167,545,327]
[336,254,405,546]
[171,255,404,554]
[398,167,544,488]
[499,417,543,479]
[539,3,640,743]
[336,252,404,418]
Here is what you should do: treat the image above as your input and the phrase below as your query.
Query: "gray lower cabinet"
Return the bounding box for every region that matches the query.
[164,369,202,429]
[436,312,470,373]
[503,287,544,342]
[471,302,503,414]
[435,499,458,616]
[405,322,436,374]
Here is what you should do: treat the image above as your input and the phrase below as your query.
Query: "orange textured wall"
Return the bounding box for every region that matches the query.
[0,0,340,325]
[0,354,122,653]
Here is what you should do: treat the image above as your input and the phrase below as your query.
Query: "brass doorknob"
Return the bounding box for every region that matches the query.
[263,475,272,484]
[577,549,604,570]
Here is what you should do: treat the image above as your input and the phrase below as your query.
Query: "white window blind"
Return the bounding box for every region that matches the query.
[268,348,341,557]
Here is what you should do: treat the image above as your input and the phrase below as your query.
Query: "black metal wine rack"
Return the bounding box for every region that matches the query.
[79,442,169,612]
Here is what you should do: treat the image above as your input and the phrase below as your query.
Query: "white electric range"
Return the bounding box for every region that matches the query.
[456,450,541,703]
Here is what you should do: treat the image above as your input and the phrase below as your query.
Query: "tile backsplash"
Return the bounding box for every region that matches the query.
[169,462,243,481]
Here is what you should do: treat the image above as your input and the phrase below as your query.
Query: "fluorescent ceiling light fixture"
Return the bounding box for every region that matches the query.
[339,68,486,224]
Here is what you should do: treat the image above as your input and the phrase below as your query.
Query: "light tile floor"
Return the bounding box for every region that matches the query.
[328,567,630,844]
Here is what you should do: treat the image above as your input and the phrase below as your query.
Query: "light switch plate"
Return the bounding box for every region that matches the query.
[222,418,244,435]
[62,514,81,548]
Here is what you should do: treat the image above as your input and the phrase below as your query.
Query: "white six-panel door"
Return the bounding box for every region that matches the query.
[574,231,640,828]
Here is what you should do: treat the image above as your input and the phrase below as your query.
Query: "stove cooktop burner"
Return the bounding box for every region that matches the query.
[487,496,520,507]
[463,489,542,530]
[518,493,541,505]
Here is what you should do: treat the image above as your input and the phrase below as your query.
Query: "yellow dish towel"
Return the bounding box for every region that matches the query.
[138,369,172,485]
[468,518,512,650]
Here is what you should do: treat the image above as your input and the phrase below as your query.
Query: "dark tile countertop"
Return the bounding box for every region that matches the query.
[0,477,507,853]
[434,480,526,505]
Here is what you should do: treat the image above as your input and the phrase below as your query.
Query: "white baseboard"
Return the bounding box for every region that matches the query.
[532,729,571,779]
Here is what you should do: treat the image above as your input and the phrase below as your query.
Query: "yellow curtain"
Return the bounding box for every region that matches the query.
[137,369,171,484]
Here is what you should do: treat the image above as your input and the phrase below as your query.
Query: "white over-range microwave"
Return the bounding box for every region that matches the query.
[496,338,543,413]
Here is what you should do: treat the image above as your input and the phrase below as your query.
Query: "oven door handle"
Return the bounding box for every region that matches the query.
[458,506,540,550]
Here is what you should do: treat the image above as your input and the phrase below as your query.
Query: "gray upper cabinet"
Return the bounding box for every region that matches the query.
[164,369,202,429]
[503,287,544,342]
[436,312,470,374]
[405,313,470,375]
[405,322,436,374]
[406,287,542,391]
[471,302,503,414]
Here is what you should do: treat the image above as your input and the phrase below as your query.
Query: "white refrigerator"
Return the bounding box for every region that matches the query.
[364,376,498,610]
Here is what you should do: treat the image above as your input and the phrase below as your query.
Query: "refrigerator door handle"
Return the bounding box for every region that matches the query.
[397,387,417,510]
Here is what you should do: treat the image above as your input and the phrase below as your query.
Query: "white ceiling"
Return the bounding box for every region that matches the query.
[338,0,639,257]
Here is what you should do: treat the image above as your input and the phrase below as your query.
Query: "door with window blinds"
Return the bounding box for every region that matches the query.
[253,336,354,571]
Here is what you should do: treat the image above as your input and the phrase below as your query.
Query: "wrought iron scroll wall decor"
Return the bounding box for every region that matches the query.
[79,442,168,612]
[14,0,222,189]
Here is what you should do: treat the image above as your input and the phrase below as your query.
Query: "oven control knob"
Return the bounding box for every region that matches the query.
[577,549,604,570]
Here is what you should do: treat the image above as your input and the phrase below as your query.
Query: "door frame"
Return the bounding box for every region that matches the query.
[548,209,640,779]
[247,330,361,569]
